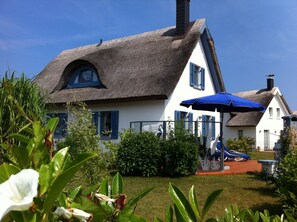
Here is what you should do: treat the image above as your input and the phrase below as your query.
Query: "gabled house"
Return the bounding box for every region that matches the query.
[34,0,225,140]
[224,76,292,151]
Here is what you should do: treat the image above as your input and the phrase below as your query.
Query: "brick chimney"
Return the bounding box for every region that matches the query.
[176,0,190,35]
[266,74,275,91]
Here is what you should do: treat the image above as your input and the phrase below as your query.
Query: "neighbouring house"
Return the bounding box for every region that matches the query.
[34,0,225,141]
[224,75,292,151]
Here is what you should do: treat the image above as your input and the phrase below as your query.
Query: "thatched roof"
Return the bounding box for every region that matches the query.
[34,19,225,104]
[226,88,276,127]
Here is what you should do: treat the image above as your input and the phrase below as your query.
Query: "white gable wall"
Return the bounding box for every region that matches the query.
[165,39,220,136]
[256,92,288,150]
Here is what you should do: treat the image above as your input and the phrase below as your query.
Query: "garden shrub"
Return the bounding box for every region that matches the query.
[278,126,297,159]
[57,101,106,185]
[117,129,161,177]
[160,126,198,176]
[274,127,297,218]
[102,140,119,171]
[226,136,255,153]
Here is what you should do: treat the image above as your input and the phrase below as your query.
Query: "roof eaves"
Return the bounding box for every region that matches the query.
[200,25,225,93]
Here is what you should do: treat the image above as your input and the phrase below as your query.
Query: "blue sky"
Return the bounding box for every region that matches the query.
[0,0,296,111]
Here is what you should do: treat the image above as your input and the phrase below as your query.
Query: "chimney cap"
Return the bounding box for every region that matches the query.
[266,74,275,79]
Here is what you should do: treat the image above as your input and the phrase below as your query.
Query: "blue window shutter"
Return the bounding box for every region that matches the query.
[188,112,193,131]
[201,68,205,90]
[111,111,119,139]
[211,116,216,140]
[202,115,206,137]
[190,63,194,86]
[92,112,99,134]
[175,110,181,121]
[99,112,104,135]
[175,110,181,129]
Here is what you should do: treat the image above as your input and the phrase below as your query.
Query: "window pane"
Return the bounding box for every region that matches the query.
[101,112,112,134]
[238,130,243,138]
[277,108,280,117]
[68,65,102,88]
[269,107,273,118]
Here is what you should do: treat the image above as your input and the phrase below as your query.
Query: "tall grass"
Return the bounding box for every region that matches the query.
[0,72,47,143]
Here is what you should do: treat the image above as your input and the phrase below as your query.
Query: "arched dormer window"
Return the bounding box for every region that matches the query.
[67,66,102,88]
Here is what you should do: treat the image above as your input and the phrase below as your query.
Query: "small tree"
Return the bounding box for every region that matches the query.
[57,101,106,185]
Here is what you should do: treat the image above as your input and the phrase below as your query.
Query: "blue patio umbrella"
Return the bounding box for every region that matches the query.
[180,92,265,171]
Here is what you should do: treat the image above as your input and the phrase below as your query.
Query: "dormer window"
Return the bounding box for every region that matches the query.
[68,66,102,88]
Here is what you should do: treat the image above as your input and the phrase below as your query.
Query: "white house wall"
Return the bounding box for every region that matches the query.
[165,39,220,138]
[224,89,289,151]
[256,93,288,150]
[89,100,165,135]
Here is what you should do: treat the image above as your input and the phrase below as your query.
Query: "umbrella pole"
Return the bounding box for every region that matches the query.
[220,112,224,171]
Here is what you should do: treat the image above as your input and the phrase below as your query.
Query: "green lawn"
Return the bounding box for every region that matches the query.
[70,152,281,221]
[248,150,275,160]
[122,152,280,221]
[123,174,281,221]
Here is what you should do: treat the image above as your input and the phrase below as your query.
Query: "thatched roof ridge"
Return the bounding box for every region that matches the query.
[226,88,275,127]
[34,19,224,104]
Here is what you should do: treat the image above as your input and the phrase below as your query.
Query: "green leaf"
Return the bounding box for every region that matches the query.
[56,192,68,208]
[46,117,59,133]
[154,217,163,222]
[42,152,96,215]
[165,205,173,222]
[10,133,30,144]
[27,121,49,169]
[201,188,223,221]
[168,183,196,222]
[173,204,187,222]
[99,178,109,195]
[18,123,33,135]
[71,196,111,221]
[69,185,82,200]
[189,185,200,220]
[11,211,37,222]
[11,144,29,168]
[38,164,50,196]
[112,172,123,196]
[246,209,260,222]
[0,163,20,183]
[129,214,148,222]
[48,147,69,178]
[127,186,155,207]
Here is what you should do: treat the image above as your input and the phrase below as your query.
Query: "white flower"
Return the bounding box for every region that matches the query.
[54,207,93,222]
[0,169,39,220]
[94,193,115,202]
